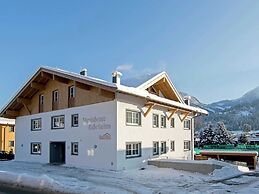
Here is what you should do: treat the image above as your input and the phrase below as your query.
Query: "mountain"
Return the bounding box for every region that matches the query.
[182,86,259,131]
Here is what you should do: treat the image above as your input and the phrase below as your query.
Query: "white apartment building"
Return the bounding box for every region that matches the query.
[0,67,207,170]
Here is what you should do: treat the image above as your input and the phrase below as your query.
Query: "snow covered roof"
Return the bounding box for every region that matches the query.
[0,117,15,125]
[0,66,208,118]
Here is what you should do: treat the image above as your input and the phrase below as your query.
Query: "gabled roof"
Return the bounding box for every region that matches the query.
[0,67,208,118]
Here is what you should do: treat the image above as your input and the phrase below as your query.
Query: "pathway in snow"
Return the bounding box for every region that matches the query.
[0,161,259,194]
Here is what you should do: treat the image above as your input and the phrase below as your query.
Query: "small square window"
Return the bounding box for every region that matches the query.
[71,142,78,155]
[31,143,41,155]
[9,141,14,147]
[126,142,141,158]
[71,114,79,127]
[9,126,15,132]
[31,119,42,131]
[52,115,65,129]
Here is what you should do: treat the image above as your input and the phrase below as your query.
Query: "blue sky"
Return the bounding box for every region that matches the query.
[0,0,259,108]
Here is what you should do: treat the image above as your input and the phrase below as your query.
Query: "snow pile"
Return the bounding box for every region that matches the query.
[0,170,79,193]
[210,163,249,181]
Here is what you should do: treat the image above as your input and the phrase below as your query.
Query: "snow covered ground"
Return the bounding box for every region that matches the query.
[0,160,259,194]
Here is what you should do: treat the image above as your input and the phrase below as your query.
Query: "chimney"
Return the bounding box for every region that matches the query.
[112,71,122,85]
[184,96,191,105]
[80,68,87,76]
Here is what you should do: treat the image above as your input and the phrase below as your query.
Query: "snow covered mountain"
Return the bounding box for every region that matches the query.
[191,86,259,131]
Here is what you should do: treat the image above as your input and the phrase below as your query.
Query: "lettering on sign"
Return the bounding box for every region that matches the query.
[99,133,112,140]
[83,116,112,130]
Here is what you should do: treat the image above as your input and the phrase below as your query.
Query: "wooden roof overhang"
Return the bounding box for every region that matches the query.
[0,67,116,119]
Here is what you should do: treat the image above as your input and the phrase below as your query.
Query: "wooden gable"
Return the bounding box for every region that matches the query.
[1,68,116,118]
[145,76,183,103]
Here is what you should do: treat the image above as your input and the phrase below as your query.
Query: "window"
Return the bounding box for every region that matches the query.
[184,120,191,130]
[9,141,14,147]
[161,115,166,128]
[31,143,41,155]
[53,90,59,103]
[170,141,175,151]
[153,141,159,155]
[152,114,159,128]
[126,142,141,158]
[52,115,65,129]
[184,140,191,151]
[31,119,42,131]
[126,110,141,126]
[69,86,76,98]
[9,126,15,132]
[71,142,78,155]
[39,94,44,105]
[161,141,167,154]
[71,114,79,127]
[170,118,175,128]
[39,94,44,112]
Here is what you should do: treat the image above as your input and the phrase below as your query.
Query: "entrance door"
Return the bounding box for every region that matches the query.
[50,142,65,164]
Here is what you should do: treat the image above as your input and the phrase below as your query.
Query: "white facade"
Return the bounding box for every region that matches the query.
[1,67,207,171]
[15,94,194,171]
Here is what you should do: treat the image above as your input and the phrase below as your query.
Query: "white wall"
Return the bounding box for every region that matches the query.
[116,93,193,170]
[15,101,117,170]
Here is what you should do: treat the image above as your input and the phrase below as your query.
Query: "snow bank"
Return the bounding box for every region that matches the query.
[209,163,249,181]
[0,171,71,193]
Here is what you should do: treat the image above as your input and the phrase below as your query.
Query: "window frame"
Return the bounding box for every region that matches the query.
[39,94,44,105]
[126,142,142,159]
[69,85,76,98]
[51,115,65,129]
[161,115,166,128]
[9,126,15,132]
[161,141,167,154]
[31,118,42,131]
[71,142,79,155]
[184,140,191,151]
[71,114,79,127]
[184,120,191,130]
[170,140,175,151]
[31,142,41,155]
[126,109,141,126]
[152,114,159,128]
[153,141,159,155]
[52,90,59,103]
[170,118,175,128]
[9,141,14,147]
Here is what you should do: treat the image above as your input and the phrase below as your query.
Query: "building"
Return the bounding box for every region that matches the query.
[0,67,207,170]
[0,117,15,153]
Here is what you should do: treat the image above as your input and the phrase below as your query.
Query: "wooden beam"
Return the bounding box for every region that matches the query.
[31,82,46,90]
[41,71,53,79]
[144,103,154,117]
[75,81,92,90]
[179,111,190,122]
[22,102,31,115]
[6,110,19,117]
[53,75,69,84]
[167,109,178,120]
[17,97,30,105]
